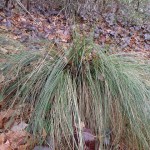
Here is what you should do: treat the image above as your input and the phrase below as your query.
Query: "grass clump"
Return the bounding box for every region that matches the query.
[1,36,150,149]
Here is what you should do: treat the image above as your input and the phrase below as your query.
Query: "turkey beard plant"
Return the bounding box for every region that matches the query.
[1,37,150,149]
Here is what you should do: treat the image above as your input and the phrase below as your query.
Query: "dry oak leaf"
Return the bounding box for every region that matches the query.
[0,133,6,145]
[6,130,34,149]
[0,110,15,129]
[0,140,11,150]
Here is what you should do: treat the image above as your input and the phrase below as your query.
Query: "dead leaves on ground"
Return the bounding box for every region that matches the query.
[0,109,14,129]
[0,106,35,150]
[0,130,35,150]
[0,5,149,56]
[0,11,71,45]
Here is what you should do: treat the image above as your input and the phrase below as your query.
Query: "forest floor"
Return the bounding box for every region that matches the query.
[0,3,150,150]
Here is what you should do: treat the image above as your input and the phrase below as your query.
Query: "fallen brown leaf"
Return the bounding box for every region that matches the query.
[0,140,11,150]
[42,128,47,139]
[0,133,6,145]
[6,130,34,149]
[0,110,14,129]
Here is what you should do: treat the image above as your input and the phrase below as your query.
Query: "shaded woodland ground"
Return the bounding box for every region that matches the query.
[0,0,150,150]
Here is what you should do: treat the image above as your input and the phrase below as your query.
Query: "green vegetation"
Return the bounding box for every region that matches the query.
[1,36,150,149]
